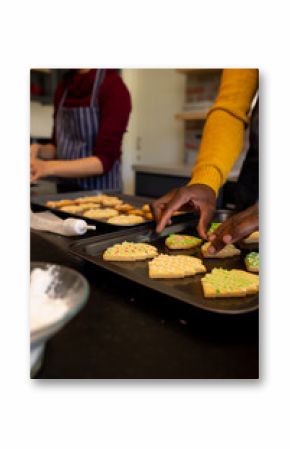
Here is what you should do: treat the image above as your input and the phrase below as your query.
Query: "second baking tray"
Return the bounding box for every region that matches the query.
[69,211,259,315]
[31,189,189,230]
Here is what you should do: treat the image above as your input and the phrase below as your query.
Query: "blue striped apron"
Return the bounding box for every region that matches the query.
[56,69,121,191]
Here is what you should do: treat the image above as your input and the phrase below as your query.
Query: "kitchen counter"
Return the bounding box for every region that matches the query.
[133,163,242,182]
[31,225,258,380]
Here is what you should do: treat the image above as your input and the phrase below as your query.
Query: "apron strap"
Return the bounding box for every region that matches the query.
[58,88,67,110]
[57,69,106,111]
[90,69,106,107]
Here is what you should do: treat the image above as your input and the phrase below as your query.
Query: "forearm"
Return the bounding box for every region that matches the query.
[44,156,104,178]
[39,144,57,160]
[188,109,245,194]
[31,143,57,160]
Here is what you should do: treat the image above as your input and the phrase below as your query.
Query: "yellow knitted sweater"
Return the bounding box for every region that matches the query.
[188,69,259,194]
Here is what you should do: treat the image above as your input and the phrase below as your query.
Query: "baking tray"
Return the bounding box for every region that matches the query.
[69,211,259,315]
[30,189,190,230]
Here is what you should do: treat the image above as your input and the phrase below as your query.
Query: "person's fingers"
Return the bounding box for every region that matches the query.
[222,234,232,244]
[222,220,258,244]
[196,203,215,240]
[150,202,164,224]
[155,190,189,233]
[30,171,38,182]
[150,190,176,223]
[206,237,228,254]
[205,219,233,252]
[207,220,257,253]
[155,210,173,233]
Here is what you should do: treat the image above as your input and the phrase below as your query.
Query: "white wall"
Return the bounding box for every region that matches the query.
[30,102,53,138]
[122,69,185,194]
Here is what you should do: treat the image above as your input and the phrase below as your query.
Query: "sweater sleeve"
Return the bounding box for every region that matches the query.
[188,69,259,194]
[95,73,131,173]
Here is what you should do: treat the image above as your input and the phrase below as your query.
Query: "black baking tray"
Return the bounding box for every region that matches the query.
[69,211,259,315]
[30,189,191,230]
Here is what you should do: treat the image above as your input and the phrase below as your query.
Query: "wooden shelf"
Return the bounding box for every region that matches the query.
[176,68,222,76]
[175,111,208,121]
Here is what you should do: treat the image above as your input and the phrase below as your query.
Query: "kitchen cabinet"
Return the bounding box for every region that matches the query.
[30,69,66,105]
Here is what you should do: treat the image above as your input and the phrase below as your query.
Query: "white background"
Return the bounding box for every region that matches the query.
[0,0,289,448]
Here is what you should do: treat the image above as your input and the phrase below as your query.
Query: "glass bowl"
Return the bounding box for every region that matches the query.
[30,262,89,349]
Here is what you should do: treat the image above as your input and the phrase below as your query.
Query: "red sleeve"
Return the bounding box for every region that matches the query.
[95,72,132,173]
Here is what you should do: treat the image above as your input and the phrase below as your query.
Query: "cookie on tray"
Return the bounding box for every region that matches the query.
[243,231,259,244]
[103,241,158,261]
[115,203,135,212]
[74,195,105,204]
[46,199,76,208]
[201,268,259,298]
[165,234,202,250]
[207,222,222,235]
[245,252,259,272]
[142,204,150,212]
[149,254,206,279]
[79,203,101,211]
[101,196,123,207]
[172,211,185,216]
[145,212,153,220]
[107,214,144,225]
[59,204,88,214]
[83,208,118,219]
[127,209,145,217]
[201,242,241,258]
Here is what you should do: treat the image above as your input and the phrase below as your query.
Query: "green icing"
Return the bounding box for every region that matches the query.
[166,234,202,245]
[208,222,222,234]
[245,252,259,267]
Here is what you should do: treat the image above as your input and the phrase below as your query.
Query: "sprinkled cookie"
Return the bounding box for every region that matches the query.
[245,252,259,272]
[149,254,206,279]
[165,234,202,250]
[201,268,259,297]
[103,241,158,261]
[201,242,241,258]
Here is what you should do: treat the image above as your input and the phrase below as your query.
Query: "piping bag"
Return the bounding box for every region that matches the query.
[30,210,96,236]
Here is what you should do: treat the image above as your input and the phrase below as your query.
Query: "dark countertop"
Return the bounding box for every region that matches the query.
[31,228,259,379]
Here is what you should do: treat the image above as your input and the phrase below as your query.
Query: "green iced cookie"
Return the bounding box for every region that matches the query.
[165,234,202,250]
[245,252,259,272]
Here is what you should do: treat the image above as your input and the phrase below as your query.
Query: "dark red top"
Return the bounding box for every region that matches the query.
[52,69,131,173]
